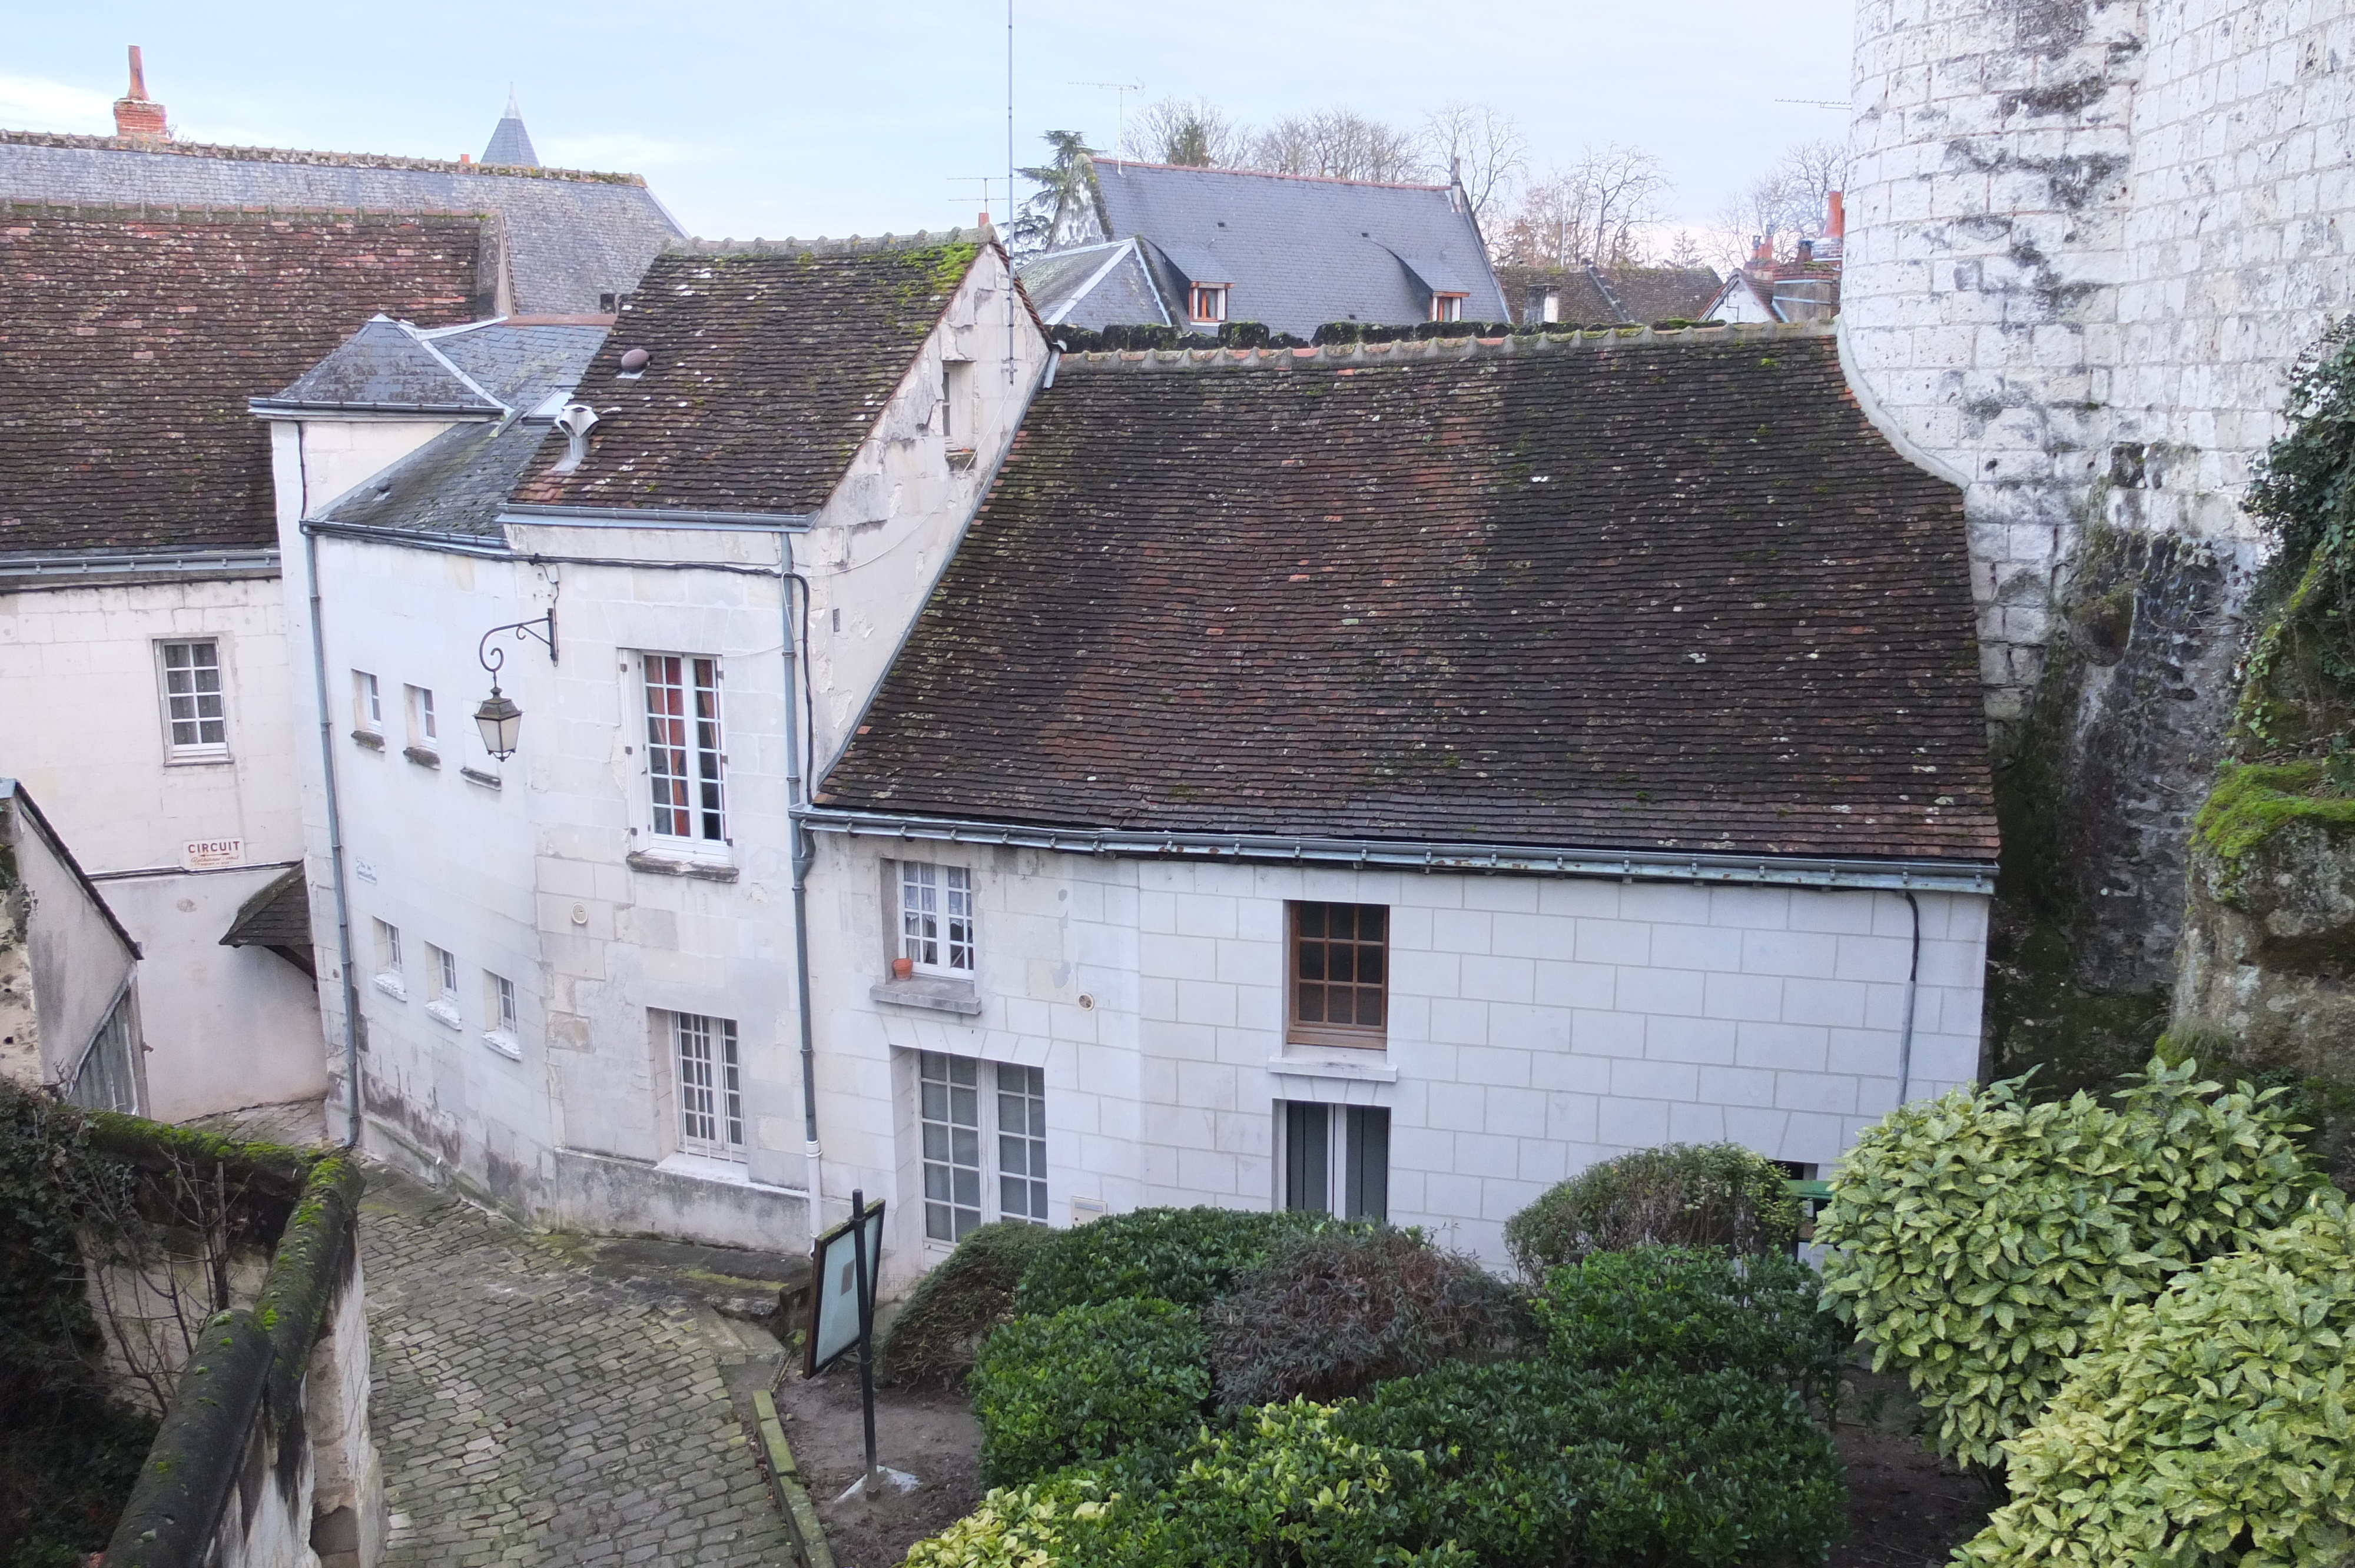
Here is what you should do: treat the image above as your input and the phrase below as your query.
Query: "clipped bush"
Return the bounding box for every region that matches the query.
[875,1220,1057,1387]
[1534,1245,1847,1405]
[1958,1194,2355,1568]
[910,1362,1846,1568]
[1203,1227,1524,1410]
[1014,1205,1322,1314]
[1504,1142,1801,1278]
[1817,1056,2322,1469]
[968,1297,1210,1486]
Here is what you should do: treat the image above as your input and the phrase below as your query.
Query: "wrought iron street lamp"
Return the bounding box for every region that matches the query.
[473,610,556,761]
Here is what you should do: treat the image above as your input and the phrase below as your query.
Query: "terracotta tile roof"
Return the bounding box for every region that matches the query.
[1494,264,1724,327]
[818,326,1996,864]
[0,203,486,555]
[511,233,990,516]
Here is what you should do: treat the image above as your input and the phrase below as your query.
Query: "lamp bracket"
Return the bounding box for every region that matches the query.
[477,609,558,684]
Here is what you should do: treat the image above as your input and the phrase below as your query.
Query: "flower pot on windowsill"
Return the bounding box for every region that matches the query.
[891,957,915,980]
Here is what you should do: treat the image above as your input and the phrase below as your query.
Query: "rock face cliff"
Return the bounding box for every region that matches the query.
[1842,0,2355,1110]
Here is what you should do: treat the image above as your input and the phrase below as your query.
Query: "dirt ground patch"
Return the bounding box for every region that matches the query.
[1829,1370,1997,1567]
[769,1367,983,1568]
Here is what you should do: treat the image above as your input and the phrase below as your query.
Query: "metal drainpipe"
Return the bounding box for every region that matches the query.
[301,493,364,1148]
[1895,890,1922,1107]
[781,531,823,1225]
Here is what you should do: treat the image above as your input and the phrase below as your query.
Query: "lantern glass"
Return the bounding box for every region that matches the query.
[474,690,523,760]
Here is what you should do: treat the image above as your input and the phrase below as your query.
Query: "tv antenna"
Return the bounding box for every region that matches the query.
[1775,98,1849,109]
[1071,79,1144,159]
[948,176,1002,224]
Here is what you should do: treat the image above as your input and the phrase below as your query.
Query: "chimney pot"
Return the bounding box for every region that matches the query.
[1797,239,1814,265]
[113,44,168,141]
[459,152,471,164]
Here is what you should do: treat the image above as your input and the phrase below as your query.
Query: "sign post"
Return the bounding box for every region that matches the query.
[803,1191,887,1501]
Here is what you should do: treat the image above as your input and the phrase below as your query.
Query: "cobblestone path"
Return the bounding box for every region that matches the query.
[360,1166,795,1568]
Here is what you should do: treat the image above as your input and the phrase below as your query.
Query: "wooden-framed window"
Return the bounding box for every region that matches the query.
[353,670,382,733]
[371,919,405,1000]
[1287,901,1388,1047]
[1189,283,1229,324]
[1429,291,1468,322]
[674,1011,744,1158]
[918,1051,1046,1244]
[642,653,727,847]
[157,639,228,759]
[1282,1102,1389,1221]
[423,942,461,1028]
[898,861,976,976]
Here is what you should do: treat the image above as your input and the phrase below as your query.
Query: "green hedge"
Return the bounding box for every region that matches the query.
[1503,1143,1800,1278]
[1817,1057,2321,1469]
[877,1220,1057,1387]
[1015,1206,1325,1314]
[968,1297,1210,1487]
[1959,1195,2355,1567]
[1534,1245,1847,1406]
[910,1361,1845,1567]
[1204,1227,1524,1410]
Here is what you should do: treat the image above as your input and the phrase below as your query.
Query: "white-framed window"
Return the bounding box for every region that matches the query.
[353,671,382,732]
[405,684,437,752]
[642,654,727,848]
[1189,283,1229,324]
[918,1051,1047,1244]
[157,639,228,759]
[423,943,460,1027]
[372,919,406,1000]
[1429,292,1468,323]
[1281,1101,1389,1222]
[674,1011,744,1158]
[898,861,975,976]
[483,972,521,1059]
[941,359,975,445]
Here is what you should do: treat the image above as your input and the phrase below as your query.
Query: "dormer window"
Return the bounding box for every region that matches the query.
[1189,284,1229,325]
[1429,292,1468,323]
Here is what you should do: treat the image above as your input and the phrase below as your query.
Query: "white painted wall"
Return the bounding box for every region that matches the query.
[0,785,142,1096]
[805,836,1988,1283]
[0,574,320,1118]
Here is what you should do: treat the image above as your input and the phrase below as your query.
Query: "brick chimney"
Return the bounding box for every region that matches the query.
[1826,190,1845,239]
[113,45,168,141]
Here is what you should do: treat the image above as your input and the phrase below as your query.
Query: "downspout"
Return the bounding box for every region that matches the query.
[782,530,823,1224]
[1895,891,1921,1107]
[300,448,364,1148]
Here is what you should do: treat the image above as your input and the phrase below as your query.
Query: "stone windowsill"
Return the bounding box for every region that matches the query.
[372,972,407,1002]
[626,849,738,882]
[1265,1053,1399,1085]
[482,1029,522,1061]
[654,1150,774,1190]
[424,998,463,1031]
[351,729,385,751]
[460,766,502,790]
[403,745,441,769]
[870,975,983,1016]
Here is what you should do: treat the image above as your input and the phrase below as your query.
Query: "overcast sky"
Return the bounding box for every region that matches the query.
[7,1,1855,246]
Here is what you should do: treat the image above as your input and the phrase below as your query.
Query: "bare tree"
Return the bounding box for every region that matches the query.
[1494,145,1671,269]
[1251,109,1428,182]
[1705,138,1852,270]
[1127,97,1250,167]
[1421,102,1526,221]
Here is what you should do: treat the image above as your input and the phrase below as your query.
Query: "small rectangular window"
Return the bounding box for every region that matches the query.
[427,944,457,1003]
[1429,292,1467,322]
[405,685,437,750]
[1282,1102,1389,1221]
[644,655,727,845]
[372,919,406,1001]
[158,639,227,758]
[920,1051,983,1242]
[675,1012,744,1157]
[353,671,382,732]
[941,360,975,445]
[900,862,975,975]
[490,974,518,1034]
[1288,902,1388,1047]
[1190,283,1229,323]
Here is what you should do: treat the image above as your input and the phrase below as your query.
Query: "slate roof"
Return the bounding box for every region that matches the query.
[1053,159,1508,337]
[818,325,1996,865]
[482,94,539,168]
[219,865,315,978]
[260,314,503,414]
[0,131,681,314]
[512,233,991,516]
[1019,238,1172,328]
[0,204,486,556]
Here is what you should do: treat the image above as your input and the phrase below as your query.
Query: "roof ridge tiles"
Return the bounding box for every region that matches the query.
[0,128,649,185]
[0,197,496,225]
[664,227,991,258]
[1054,318,1836,373]
[1092,157,1453,194]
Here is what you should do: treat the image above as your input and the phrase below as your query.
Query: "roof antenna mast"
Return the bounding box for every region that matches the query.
[1006,0,1016,389]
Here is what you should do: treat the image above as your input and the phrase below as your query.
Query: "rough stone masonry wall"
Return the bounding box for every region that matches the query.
[1845,0,2355,1026]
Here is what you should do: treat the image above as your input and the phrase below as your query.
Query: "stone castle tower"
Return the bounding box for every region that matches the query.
[1840,0,2355,1020]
